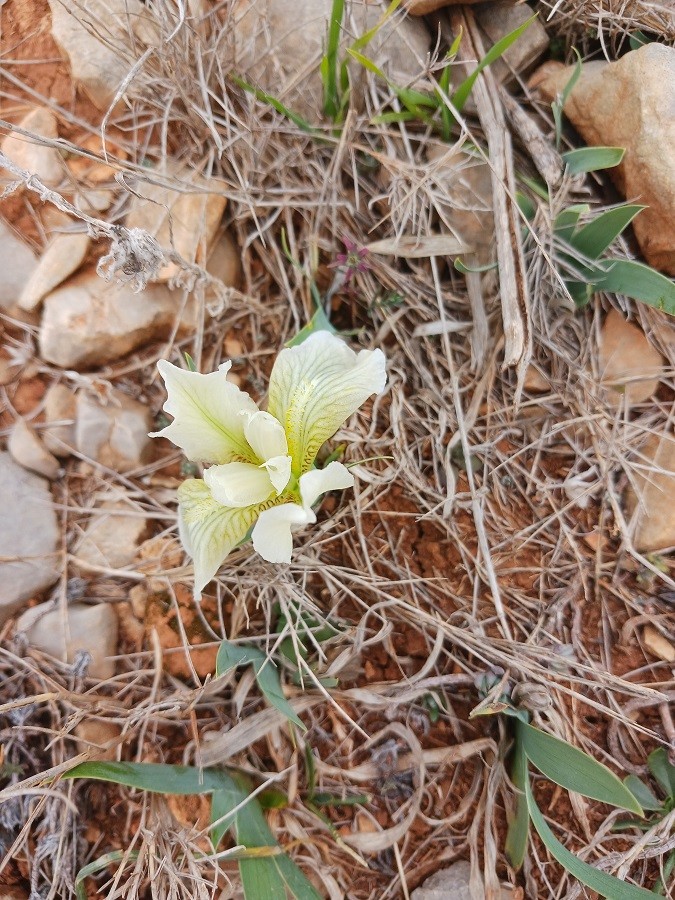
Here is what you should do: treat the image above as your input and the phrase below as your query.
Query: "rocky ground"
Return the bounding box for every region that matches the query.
[1,0,674,898]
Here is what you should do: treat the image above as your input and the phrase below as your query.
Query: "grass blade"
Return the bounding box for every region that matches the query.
[553,49,581,148]
[519,722,643,813]
[647,748,675,799]
[562,146,625,174]
[623,774,662,812]
[75,851,138,900]
[321,0,345,120]
[505,735,530,869]
[525,781,655,899]
[451,15,535,113]
[231,75,317,133]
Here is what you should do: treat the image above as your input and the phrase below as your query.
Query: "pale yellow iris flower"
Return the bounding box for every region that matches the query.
[151,331,387,596]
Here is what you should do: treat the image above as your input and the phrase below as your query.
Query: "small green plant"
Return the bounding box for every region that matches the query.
[65,762,322,900]
[353,16,534,140]
[617,748,675,894]
[471,680,654,898]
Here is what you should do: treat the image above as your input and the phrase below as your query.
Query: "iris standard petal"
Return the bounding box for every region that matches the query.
[151,360,259,464]
[178,478,269,598]
[299,460,355,511]
[204,462,276,508]
[243,410,288,461]
[262,454,293,495]
[267,332,387,475]
[251,503,313,564]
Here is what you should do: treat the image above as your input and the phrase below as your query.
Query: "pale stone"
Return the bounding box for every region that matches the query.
[405,0,485,13]
[1,108,65,185]
[8,419,61,480]
[523,365,549,393]
[75,499,148,569]
[232,0,430,120]
[39,268,178,369]
[426,143,494,264]
[206,231,241,288]
[598,310,663,405]
[411,860,513,899]
[642,625,675,663]
[0,453,59,624]
[534,44,675,275]
[74,719,121,760]
[0,220,38,310]
[48,0,158,111]
[16,601,118,680]
[125,166,228,280]
[626,434,675,551]
[19,232,90,311]
[75,389,152,472]
[42,383,77,456]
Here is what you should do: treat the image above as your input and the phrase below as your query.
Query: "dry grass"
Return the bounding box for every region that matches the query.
[1,1,675,898]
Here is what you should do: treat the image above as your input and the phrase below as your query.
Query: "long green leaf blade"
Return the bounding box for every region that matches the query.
[64,761,230,794]
[562,146,625,174]
[648,748,675,799]
[519,722,643,814]
[254,659,306,730]
[452,16,535,113]
[525,781,655,899]
[505,735,530,869]
[568,204,645,259]
[216,640,265,677]
[623,774,662,812]
[594,260,675,313]
[553,49,581,148]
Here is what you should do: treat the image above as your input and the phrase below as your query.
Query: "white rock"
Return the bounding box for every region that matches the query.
[411,860,513,900]
[19,232,90,312]
[16,601,118,680]
[8,419,61,480]
[598,309,663,405]
[1,107,65,185]
[39,268,179,369]
[42,382,78,456]
[75,499,148,569]
[534,44,675,274]
[124,166,228,281]
[0,453,59,624]
[626,434,675,552]
[0,220,38,310]
[232,0,430,120]
[48,0,159,111]
[75,388,152,471]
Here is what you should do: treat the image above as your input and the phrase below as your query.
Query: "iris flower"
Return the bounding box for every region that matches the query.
[151,332,386,596]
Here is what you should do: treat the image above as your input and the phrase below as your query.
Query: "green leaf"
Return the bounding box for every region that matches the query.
[216,640,306,731]
[452,15,536,114]
[554,203,590,243]
[231,75,317,134]
[349,0,402,54]
[623,774,663,812]
[75,851,138,900]
[648,748,675,800]
[321,0,345,121]
[505,735,530,869]
[224,772,322,900]
[525,781,656,899]
[286,305,336,347]
[567,205,645,259]
[593,260,675,313]
[629,30,651,51]
[454,258,498,275]
[562,146,625,175]
[64,761,230,794]
[553,49,581,149]
[519,174,549,202]
[519,722,643,814]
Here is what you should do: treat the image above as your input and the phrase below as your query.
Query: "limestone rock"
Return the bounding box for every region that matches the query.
[16,601,118,680]
[19,232,90,312]
[232,0,430,120]
[534,44,675,274]
[48,0,158,111]
[626,434,675,551]
[405,0,484,12]
[8,419,61,480]
[598,310,663,405]
[75,389,152,471]
[42,382,77,456]
[0,221,38,310]
[39,268,178,369]
[124,166,227,280]
[426,143,494,264]
[411,860,513,899]
[74,719,121,760]
[1,107,65,185]
[206,230,241,289]
[0,453,59,624]
[75,499,148,569]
